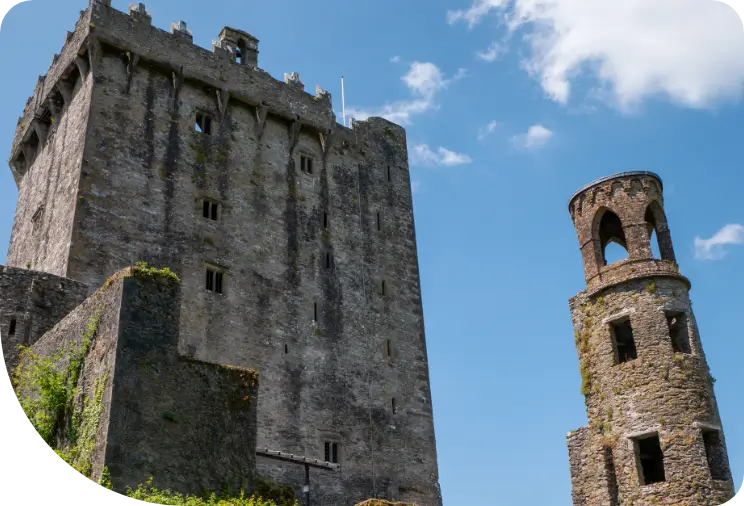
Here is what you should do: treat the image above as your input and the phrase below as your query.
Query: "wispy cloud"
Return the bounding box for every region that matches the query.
[511,124,553,149]
[390,55,401,63]
[447,0,744,110]
[477,120,499,140]
[694,224,744,260]
[409,144,473,167]
[346,62,467,125]
[476,41,507,62]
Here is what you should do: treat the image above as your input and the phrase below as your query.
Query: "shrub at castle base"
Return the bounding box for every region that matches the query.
[11,265,260,497]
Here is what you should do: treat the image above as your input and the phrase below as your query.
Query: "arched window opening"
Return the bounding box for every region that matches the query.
[645,202,674,261]
[597,210,628,266]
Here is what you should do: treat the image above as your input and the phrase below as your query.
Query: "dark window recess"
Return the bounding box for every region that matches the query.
[325,252,332,269]
[195,112,212,135]
[32,205,44,229]
[636,434,666,485]
[386,339,392,358]
[313,302,318,322]
[391,398,397,414]
[380,280,387,297]
[284,344,288,354]
[324,442,339,463]
[667,312,691,354]
[603,447,619,505]
[703,430,730,481]
[8,319,17,336]
[300,155,314,174]
[611,319,637,364]
[202,200,219,221]
[323,212,329,229]
[376,212,381,231]
[205,268,224,294]
[386,165,391,182]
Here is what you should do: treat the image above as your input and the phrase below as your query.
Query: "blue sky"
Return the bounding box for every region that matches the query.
[2,0,744,504]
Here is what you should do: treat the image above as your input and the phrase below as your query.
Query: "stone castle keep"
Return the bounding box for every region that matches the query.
[1,1,441,505]
[565,172,735,505]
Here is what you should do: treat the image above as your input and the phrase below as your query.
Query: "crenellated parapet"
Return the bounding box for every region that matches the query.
[8,0,344,187]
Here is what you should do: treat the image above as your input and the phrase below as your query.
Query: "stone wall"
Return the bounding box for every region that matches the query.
[0,266,88,372]
[18,268,259,496]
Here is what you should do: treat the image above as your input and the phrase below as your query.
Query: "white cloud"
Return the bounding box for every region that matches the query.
[476,41,507,62]
[694,224,744,260]
[447,0,744,110]
[512,124,553,149]
[346,62,467,125]
[390,55,401,63]
[0,0,21,20]
[409,144,473,167]
[477,120,499,140]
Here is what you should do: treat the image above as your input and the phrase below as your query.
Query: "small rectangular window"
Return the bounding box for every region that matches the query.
[8,319,17,336]
[323,212,329,229]
[205,267,224,294]
[634,434,666,485]
[391,398,397,414]
[324,442,339,463]
[703,430,730,481]
[610,319,637,364]
[667,312,691,354]
[236,48,243,65]
[195,112,212,135]
[202,199,220,221]
[325,252,332,269]
[300,155,314,174]
[284,344,288,354]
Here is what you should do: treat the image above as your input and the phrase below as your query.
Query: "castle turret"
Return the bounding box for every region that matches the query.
[565,172,734,506]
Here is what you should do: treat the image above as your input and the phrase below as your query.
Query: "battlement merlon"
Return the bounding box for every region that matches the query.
[9,0,372,184]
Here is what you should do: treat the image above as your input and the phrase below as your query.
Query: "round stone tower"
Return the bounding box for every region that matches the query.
[565,171,735,506]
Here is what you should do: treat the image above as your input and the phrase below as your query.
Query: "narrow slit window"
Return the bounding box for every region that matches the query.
[703,430,730,481]
[391,398,397,414]
[235,48,243,65]
[323,212,329,229]
[284,344,288,354]
[325,252,332,269]
[610,319,637,364]
[376,212,381,231]
[635,434,666,485]
[202,199,219,221]
[386,339,391,358]
[313,302,318,322]
[8,319,17,336]
[324,442,339,463]
[300,155,314,175]
[386,165,391,182]
[205,267,224,294]
[380,280,387,297]
[666,312,691,354]
[32,205,44,230]
[195,112,213,135]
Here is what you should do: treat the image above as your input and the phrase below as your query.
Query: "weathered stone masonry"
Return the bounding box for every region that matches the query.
[565,172,734,506]
[4,1,442,505]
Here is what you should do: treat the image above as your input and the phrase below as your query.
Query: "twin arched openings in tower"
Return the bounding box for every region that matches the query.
[594,201,675,267]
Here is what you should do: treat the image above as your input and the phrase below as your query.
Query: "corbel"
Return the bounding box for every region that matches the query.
[31,119,48,146]
[253,102,268,139]
[75,56,90,79]
[56,81,72,107]
[171,67,184,108]
[125,51,140,94]
[86,36,103,72]
[216,89,231,121]
[288,117,302,155]
[318,127,334,164]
